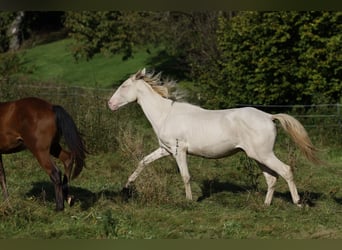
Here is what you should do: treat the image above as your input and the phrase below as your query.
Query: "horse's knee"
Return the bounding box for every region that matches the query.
[181,173,191,184]
[281,169,294,183]
[263,172,278,188]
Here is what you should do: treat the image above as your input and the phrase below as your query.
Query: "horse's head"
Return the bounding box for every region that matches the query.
[108,68,147,111]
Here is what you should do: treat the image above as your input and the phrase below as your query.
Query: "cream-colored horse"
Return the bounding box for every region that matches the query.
[108,68,320,206]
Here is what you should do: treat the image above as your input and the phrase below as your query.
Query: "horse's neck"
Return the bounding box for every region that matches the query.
[137,84,172,134]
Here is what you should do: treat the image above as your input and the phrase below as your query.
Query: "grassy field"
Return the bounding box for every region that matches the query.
[20,39,164,88]
[0,135,341,239]
[0,39,341,239]
[0,84,341,239]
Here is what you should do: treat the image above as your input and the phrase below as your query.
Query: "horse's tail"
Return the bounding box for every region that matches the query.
[272,113,321,165]
[52,105,87,179]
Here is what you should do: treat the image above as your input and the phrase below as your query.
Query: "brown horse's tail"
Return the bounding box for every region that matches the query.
[272,113,322,165]
[52,105,88,179]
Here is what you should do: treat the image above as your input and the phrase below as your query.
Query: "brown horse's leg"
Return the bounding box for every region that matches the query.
[50,165,64,211]
[34,150,65,211]
[0,154,9,200]
[50,143,74,206]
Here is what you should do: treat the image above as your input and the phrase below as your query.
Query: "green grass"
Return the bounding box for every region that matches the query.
[1,143,341,239]
[20,39,163,88]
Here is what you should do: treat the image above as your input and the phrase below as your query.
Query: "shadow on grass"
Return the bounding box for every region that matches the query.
[197,179,250,202]
[197,179,324,207]
[26,181,124,211]
[274,191,323,207]
[27,180,331,210]
[333,197,342,205]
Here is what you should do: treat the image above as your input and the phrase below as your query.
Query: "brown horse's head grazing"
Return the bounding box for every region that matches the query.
[0,97,87,211]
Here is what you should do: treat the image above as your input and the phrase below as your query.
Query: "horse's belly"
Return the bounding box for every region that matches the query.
[187,139,239,159]
[0,133,26,154]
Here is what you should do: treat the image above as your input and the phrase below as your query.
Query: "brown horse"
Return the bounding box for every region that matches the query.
[0,97,87,211]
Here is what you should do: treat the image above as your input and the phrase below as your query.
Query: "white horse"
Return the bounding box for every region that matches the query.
[108,69,320,206]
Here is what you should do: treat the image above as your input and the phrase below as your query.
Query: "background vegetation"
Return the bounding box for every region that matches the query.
[0,11,341,239]
[1,11,341,107]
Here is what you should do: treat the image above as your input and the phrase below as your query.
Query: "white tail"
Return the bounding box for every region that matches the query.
[272,113,321,165]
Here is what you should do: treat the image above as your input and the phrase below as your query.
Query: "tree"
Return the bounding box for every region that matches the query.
[7,11,25,51]
[0,12,16,52]
[63,11,341,107]
[63,11,228,78]
[0,11,66,53]
[64,11,165,61]
[194,11,341,108]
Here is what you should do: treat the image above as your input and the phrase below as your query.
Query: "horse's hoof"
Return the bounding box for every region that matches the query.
[121,186,136,202]
[121,187,130,201]
[67,195,75,207]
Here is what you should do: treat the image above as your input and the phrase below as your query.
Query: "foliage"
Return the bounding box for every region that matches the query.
[0,52,24,81]
[0,11,66,52]
[64,11,164,61]
[63,11,341,108]
[296,12,342,103]
[63,11,228,79]
[196,11,342,108]
[0,12,16,52]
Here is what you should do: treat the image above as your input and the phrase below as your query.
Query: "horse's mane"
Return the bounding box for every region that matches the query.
[134,70,173,98]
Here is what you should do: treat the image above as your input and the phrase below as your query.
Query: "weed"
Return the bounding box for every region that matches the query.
[102,210,119,238]
[236,154,261,192]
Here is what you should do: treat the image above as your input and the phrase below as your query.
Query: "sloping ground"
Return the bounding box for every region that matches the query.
[20,38,163,88]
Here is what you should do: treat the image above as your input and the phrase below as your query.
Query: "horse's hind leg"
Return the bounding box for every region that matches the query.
[245,146,300,206]
[259,153,300,206]
[33,149,64,211]
[50,142,74,206]
[0,154,9,200]
[259,164,278,206]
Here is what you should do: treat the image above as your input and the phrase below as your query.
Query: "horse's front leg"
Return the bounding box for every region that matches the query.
[173,142,192,200]
[0,154,9,200]
[124,147,170,189]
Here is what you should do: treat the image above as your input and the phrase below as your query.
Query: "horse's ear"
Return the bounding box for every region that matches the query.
[135,68,146,79]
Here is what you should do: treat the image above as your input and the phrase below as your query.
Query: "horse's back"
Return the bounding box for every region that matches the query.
[15,97,53,110]
[1,97,54,126]
[230,107,272,124]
